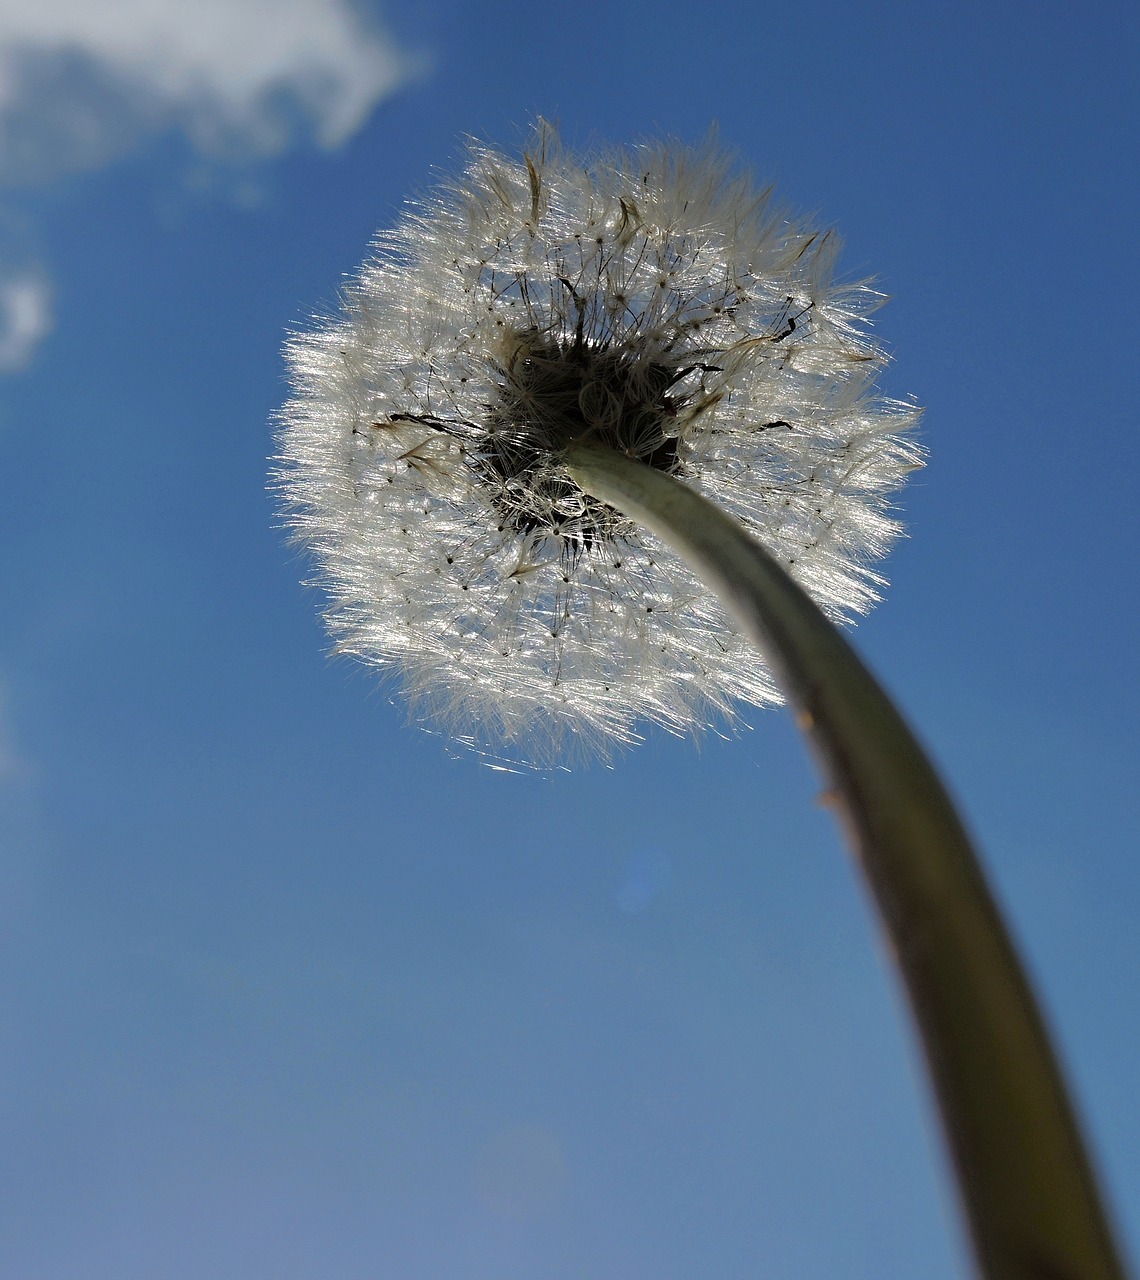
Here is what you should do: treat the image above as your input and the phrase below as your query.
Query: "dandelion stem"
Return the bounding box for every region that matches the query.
[565,438,1129,1280]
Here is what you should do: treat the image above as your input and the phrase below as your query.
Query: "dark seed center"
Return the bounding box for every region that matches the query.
[478,330,683,542]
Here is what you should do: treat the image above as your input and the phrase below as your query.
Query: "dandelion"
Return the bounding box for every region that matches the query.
[272,128,1130,1280]
[274,123,921,759]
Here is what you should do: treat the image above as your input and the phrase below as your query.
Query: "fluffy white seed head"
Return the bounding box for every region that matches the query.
[274,123,922,762]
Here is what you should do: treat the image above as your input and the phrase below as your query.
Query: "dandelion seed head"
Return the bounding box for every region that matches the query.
[274,122,922,762]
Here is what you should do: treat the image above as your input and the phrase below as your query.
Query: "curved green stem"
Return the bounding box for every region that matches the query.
[566,438,1128,1280]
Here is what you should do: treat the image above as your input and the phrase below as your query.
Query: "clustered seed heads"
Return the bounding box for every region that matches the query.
[274,123,922,762]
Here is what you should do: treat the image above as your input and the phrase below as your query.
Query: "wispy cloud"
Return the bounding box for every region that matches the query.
[0,267,50,371]
[0,0,414,181]
[0,0,416,366]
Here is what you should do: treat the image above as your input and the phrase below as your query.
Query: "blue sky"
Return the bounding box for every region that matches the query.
[1,2,1137,1277]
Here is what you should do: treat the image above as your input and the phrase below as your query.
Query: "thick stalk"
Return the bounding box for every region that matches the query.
[566,438,1128,1280]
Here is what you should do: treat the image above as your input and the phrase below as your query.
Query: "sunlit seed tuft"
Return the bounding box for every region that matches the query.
[273,122,923,763]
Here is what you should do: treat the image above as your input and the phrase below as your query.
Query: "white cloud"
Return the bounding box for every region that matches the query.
[0,0,415,184]
[0,0,415,368]
[0,267,51,370]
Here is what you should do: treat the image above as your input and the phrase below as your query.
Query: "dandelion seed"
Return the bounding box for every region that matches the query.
[273,123,922,761]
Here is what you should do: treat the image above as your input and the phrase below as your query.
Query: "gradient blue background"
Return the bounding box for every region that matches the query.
[1,2,1137,1277]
